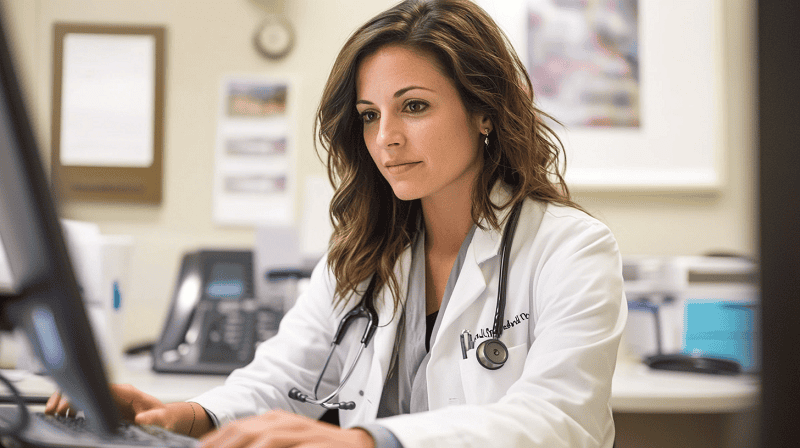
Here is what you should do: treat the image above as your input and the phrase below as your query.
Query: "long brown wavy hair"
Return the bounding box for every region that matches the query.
[315,0,582,314]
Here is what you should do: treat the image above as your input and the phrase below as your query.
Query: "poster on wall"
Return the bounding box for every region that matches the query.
[525,0,639,128]
[213,76,295,226]
[478,0,722,190]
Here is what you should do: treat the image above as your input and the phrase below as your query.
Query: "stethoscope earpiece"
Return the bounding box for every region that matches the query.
[288,388,304,401]
[475,338,508,370]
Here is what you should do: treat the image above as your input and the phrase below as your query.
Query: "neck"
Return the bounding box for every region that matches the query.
[422,194,473,256]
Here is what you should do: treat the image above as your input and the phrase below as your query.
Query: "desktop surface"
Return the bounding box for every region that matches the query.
[2,355,759,414]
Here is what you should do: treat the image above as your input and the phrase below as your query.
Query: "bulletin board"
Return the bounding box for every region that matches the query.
[478,0,724,191]
[51,23,166,203]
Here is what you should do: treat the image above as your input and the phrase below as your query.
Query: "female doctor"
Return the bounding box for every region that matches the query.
[47,0,626,446]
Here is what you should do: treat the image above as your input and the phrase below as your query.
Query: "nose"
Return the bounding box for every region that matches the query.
[374,114,403,149]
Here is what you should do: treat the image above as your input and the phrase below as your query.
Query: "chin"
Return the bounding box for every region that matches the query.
[389,185,423,202]
[392,191,420,202]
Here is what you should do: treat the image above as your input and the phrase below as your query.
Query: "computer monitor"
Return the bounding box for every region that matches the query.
[0,9,120,435]
[758,2,800,446]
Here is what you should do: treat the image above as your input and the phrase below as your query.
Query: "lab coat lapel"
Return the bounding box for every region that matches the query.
[435,223,500,336]
[348,246,411,423]
[436,186,513,338]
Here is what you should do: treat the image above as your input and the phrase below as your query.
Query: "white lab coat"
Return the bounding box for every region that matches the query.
[192,194,627,448]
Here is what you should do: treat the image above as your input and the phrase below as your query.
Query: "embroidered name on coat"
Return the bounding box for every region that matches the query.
[473,312,530,340]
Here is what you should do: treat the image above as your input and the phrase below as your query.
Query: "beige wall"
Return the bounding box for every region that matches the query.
[2,0,756,346]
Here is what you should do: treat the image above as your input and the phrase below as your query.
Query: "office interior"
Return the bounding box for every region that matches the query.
[0,0,774,447]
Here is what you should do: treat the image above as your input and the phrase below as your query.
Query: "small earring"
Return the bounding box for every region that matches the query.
[483,129,490,147]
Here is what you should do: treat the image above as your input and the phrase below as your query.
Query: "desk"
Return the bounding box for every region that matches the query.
[2,361,227,404]
[4,357,759,447]
[6,356,760,407]
[611,360,759,448]
[611,360,759,413]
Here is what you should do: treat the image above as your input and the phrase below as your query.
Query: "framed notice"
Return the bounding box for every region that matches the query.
[479,0,723,191]
[52,23,166,203]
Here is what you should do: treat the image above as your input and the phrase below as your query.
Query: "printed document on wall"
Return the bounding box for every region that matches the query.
[213,76,295,226]
[59,33,156,167]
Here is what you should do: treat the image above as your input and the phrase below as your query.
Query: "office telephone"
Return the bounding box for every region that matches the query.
[153,250,282,374]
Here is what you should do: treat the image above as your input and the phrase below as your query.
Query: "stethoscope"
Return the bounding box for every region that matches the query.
[288,201,523,410]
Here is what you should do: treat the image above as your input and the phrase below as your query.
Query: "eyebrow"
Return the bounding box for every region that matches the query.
[355,85,434,106]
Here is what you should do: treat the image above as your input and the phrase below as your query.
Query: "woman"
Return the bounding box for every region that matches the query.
[47,1,626,447]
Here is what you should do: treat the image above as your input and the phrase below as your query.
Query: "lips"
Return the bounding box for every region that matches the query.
[385,161,421,174]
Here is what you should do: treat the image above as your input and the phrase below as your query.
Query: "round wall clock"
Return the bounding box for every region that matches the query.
[253,15,294,60]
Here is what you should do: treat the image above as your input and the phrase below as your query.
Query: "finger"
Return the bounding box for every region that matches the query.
[198,413,311,448]
[199,425,259,448]
[112,383,163,416]
[44,391,61,414]
[248,436,297,448]
[55,397,73,416]
[198,427,239,448]
[135,408,171,429]
[109,383,137,416]
[244,429,311,448]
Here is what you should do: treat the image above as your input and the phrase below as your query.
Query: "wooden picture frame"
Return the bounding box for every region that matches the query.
[51,23,165,203]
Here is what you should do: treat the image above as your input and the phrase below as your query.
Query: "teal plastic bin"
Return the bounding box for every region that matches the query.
[682,299,758,372]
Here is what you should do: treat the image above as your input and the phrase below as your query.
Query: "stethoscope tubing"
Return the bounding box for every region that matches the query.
[290,341,367,410]
[493,201,523,339]
[289,276,378,410]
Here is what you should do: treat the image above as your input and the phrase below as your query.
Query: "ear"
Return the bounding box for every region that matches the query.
[475,114,493,135]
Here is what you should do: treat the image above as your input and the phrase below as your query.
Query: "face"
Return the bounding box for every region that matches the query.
[355,45,490,204]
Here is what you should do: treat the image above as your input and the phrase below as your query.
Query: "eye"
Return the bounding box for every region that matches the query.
[404,100,429,113]
[359,110,378,123]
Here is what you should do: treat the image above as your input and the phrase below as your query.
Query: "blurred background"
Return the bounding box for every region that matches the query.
[1,0,756,348]
[0,1,766,447]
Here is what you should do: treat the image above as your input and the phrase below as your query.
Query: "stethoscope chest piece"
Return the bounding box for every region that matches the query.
[476,338,508,370]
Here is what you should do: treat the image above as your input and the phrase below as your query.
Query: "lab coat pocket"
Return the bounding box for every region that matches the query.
[459,343,528,405]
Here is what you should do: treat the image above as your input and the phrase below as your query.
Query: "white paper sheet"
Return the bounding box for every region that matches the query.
[59,33,156,167]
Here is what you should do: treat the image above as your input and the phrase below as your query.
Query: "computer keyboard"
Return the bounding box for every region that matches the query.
[0,408,199,448]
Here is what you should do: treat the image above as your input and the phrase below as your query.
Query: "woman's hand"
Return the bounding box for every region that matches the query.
[199,410,374,448]
[45,383,162,420]
[44,384,213,437]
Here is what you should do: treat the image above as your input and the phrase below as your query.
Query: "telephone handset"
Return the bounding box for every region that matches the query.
[153,250,281,374]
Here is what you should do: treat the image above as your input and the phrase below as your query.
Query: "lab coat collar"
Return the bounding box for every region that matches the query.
[376,244,411,324]
[349,244,411,423]
[469,183,515,266]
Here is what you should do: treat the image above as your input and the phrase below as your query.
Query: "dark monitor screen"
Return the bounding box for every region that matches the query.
[0,9,120,435]
[758,2,800,446]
